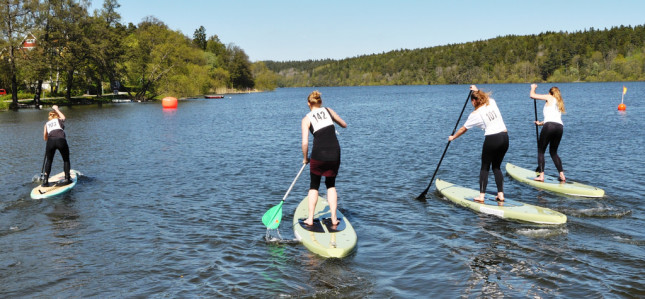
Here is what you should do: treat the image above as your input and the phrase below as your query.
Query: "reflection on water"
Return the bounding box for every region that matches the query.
[1,83,644,297]
[46,198,81,276]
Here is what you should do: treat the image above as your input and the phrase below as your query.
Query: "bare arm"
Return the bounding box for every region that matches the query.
[326,107,347,128]
[301,116,310,164]
[448,126,468,141]
[52,105,65,120]
[529,84,550,101]
[43,124,48,141]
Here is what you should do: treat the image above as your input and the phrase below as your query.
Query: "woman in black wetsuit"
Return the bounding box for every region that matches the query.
[301,91,347,227]
[42,105,72,186]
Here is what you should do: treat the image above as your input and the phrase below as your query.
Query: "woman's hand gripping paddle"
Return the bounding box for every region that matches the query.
[262,163,307,229]
[416,90,473,200]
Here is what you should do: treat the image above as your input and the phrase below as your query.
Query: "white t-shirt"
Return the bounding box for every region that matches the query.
[463,98,507,135]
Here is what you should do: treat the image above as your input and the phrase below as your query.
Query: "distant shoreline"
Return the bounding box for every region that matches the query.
[0,88,266,111]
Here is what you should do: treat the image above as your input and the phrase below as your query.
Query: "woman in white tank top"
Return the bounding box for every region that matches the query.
[530,84,566,182]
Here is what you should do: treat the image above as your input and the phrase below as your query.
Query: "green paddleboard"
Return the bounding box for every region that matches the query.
[435,179,567,224]
[292,196,357,258]
[506,163,604,198]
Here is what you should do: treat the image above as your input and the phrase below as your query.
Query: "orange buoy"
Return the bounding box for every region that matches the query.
[618,103,626,111]
[162,97,178,109]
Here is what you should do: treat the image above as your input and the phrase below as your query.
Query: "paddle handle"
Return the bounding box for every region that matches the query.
[282,163,307,202]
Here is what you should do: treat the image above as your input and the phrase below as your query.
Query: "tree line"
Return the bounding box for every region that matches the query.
[264,24,645,87]
[0,0,278,109]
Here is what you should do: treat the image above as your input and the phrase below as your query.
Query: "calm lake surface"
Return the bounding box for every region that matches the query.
[1,83,644,297]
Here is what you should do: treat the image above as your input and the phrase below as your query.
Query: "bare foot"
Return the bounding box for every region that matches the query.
[473,197,485,203]
[534,175,544,182]
[303,219,314,226]
[559,173,566,182]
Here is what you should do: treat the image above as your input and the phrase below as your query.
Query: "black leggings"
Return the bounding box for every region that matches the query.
[45,137,70,177]
[310,173,336,190]
[480,131,509,194]
[537,122,563,173]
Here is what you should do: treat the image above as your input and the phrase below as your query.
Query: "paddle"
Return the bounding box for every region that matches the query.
[416,90,473,200]
[534,99,540,173]
[33,151,47,182]
[262,163,307,229]
[533,99,539,144]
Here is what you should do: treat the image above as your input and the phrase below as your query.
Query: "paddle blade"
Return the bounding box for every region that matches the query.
[262,202,284,229]
[32,173,45,183]
[415,191,428,201]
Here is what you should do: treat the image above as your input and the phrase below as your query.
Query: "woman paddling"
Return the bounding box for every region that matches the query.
[301,90,347,227]
[42,105,72,187]
[449,85,509,202]
[530,84,566,182]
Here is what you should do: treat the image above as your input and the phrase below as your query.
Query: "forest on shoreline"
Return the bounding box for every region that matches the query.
[3,1,644,111]
[0,0,278,110]
[265,24,645,87]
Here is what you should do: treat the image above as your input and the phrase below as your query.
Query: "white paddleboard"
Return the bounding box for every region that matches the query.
[30,170,80,199]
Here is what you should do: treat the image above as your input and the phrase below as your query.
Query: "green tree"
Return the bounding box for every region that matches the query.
[45,0,92,100]
[86,0,126,96]
[205,34,227,66]
[226,44,254,89]
[251,61,278,91]
[192,25,206,50]
[122,17,209,100]
[0,0,35,109]
[28,0,58,106]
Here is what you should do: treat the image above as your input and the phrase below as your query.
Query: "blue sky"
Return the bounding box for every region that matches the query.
[90,0,645,62]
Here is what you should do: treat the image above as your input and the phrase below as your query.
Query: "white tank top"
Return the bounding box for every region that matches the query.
[543,101,563,125]
[307,107,334,133]
[463,98,507,135]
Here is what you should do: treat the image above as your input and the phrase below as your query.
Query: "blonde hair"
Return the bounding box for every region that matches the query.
[549,87,566,113]
[307,90,322,106]
[48,111,60,120]
[471,90,491,109]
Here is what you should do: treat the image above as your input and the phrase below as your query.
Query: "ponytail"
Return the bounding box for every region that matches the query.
[549,87,566,114]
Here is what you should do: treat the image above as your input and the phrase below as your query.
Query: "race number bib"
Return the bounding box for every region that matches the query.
[46,119,62,134]
[307,108,334,133]
[479,108,500,128]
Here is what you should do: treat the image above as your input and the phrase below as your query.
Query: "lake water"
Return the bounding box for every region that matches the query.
[1,83,643,297]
